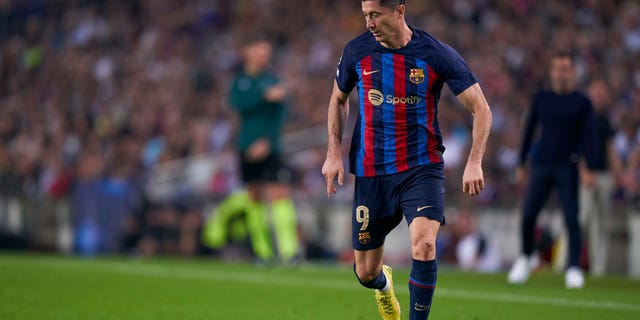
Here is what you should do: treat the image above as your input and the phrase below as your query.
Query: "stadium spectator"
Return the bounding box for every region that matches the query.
[579,79,623,277]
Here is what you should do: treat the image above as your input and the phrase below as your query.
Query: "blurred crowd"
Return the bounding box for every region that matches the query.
[0,0,639,256]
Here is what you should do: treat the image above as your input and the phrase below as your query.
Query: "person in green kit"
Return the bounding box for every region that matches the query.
[204,38,298,264]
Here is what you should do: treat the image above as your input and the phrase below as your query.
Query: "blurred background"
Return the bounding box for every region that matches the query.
[0,0,639,276]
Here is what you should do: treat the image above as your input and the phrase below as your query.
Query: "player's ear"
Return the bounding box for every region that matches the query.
[395,4,405,19]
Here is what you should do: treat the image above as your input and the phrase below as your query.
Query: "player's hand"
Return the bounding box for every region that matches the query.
[462,162,484,196]
[264,84,287,102]
[246,138,271,162]
[321,153,344,197]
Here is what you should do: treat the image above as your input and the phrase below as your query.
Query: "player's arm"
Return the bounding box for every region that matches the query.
[264,79,288,103]
[456,83,492,196]
[321,80,350,197]
[229,77,263,113]
[517,96,538,184]
[265,85,287,102]
[579,100,598,186]
[248,76,287,161]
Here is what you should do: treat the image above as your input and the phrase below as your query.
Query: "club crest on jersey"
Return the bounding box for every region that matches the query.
[409,68,425,84]
[358,232,371,245]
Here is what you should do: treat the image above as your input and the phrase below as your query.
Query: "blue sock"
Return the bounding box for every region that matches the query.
[354,264,387,290]
[409,259,437,319]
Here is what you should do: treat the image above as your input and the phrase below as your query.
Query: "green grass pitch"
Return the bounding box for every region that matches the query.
[1,253,639,319]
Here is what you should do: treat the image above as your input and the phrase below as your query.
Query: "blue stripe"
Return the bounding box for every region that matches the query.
[381,54,397,174]
[415,59,429,165]
[432,88,443,151]
[404,56,418,168]
[371,55,385,174]
[356,61,365,176]
[409,276,436,287]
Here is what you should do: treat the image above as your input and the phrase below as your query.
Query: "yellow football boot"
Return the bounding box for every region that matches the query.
[374,265,401,320]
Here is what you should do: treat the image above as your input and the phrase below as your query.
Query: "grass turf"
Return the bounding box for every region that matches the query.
[1,253,639,319]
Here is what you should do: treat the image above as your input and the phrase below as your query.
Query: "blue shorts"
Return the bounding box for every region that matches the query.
[352,163,445,251]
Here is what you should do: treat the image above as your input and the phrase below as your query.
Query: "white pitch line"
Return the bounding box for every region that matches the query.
[30,259,640,313]
[435,288,640,312]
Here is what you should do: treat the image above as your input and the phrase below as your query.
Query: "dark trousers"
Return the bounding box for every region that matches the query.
[521,164,581,268]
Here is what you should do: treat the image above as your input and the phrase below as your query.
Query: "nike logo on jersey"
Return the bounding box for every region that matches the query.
[417,205,433,212]
[362,69,380,75]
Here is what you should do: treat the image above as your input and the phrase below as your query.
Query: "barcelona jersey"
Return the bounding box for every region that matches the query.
[336,26,477,177]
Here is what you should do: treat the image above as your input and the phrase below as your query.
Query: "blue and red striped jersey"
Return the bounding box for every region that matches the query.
[336,26,477,177]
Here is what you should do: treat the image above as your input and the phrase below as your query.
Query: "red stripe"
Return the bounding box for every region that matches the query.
[426,65,441,163]
[362,56,376,177]
[409,279,436,289]
[393,55,409,172]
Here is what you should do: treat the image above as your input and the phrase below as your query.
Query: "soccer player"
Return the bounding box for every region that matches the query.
[226,39,299,264]
[508,52,596,289]
[321,1,492,319]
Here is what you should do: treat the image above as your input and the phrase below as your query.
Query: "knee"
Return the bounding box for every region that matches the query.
[354,263,380,283]
[412,236,436,261]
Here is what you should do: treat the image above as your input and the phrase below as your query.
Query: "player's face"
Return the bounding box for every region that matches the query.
[362,1,402,45]
[244,41,272,72]
[549,57,576,94]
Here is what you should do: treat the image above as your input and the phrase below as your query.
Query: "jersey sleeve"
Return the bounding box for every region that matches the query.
[519,93,539,165]
[335,43,358,94]
[437,44,478,96]
[260,73,280,91]
[229,73,279,113]
[580,97,598,169]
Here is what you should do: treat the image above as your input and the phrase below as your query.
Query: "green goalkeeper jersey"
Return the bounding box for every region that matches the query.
[228,70,287,153]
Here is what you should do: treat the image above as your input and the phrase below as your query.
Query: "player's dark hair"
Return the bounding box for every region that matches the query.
[244,34,271,46]
[362,0,406,10]
[551,51,575,65]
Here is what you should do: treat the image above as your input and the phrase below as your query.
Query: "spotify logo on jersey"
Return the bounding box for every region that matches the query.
[367,89,384,106]
[368,89,422,107]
